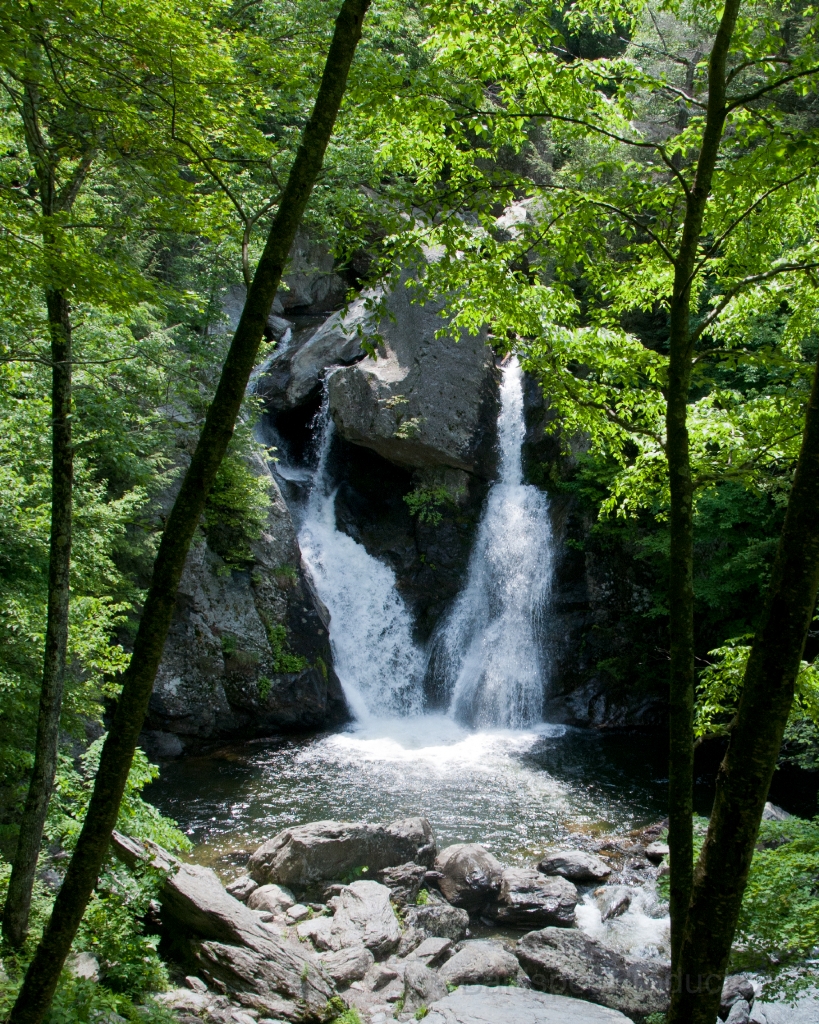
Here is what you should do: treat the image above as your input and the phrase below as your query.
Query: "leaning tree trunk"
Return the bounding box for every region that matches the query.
[1,289,73,948]
[668,346,819,1023]
[663,0,740,973]
[7,0,370,1019]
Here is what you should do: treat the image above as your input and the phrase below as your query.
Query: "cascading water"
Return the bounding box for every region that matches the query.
[298,386,425,722]
[431,358,554,728]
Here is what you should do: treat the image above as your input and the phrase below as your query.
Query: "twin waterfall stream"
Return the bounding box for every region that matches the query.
[299,359,552,728]
[150,360,671,961]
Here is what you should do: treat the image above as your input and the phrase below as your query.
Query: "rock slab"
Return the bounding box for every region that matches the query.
[423,984,634,1024]
[516,927,670,1019]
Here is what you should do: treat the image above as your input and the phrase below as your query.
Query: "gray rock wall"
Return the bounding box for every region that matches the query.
[328,278,500,476]
[142,467,348,756]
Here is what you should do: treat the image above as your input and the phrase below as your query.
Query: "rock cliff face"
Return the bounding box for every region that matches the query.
[142,465,348,757]
[519,379,667,731]
[327,278,499,476]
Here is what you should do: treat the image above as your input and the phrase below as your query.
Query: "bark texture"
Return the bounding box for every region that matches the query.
[664,0,740,971]
[1,290,73,947]
[668,348,819,1024]
[7,1,370,1019]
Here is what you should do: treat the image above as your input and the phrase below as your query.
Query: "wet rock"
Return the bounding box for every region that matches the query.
[247,884,295,915]
[489,868,578,928]
[403,961,449,1015]
[435,844,503,912]
[422,984,634,1024]
[404,936,454,969]
[515,927,670,1019]
[192,934,334,1020]
[537,850,612,884]
[404,898,470,943]
[721,976,756,1019]
[328,273,499,477]
[595,887,632,922]
[376,861,428,906]
[317,944,374,985]
[248,817,436,887]
[226,875,259,903]
[644,842,669,863]
[298,880,401,959]
[438,941,519,987]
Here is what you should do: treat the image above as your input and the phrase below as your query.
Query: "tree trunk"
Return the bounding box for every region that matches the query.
[664,0,740,972]
[7,0,370,1019]
[1,290,73,948]
[668,346,819,1023]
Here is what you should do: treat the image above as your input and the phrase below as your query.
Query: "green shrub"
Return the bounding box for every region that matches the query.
[415,888,430,905]
[404,486,454,526]
[258,675,272,701]
[267,623,308,674]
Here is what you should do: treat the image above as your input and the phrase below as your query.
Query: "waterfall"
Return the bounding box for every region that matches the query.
[298,389,425,721]
[431,358,554,728]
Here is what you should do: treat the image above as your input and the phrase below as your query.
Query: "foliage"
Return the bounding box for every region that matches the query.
[0,742,188,1005]
[733,817,819,995]
[415,888,430,905]
[695,635,819,741]
[404,486,458,526]
[267,625,309,675]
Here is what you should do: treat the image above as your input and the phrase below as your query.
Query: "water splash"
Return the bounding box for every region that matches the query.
[431,358,554,728]
[298,390,425,721]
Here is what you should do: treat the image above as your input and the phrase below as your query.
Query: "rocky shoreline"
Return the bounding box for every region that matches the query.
[105,816,757,1024]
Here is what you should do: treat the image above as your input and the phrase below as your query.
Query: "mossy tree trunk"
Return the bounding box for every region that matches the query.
[664,0,741,974]
[668,345,819,1023]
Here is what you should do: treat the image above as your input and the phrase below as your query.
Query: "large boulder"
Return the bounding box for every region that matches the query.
[248,817,436,887]
[438,941,519,987]
[434,844,503,912]
[327,275,500,476]
[515,928,670,1019]
[489,868,578,928]
[111,832,334,1019]
[537,850,612,884]
[297,880,402,959]
[144,461,348,746]
[423,985,634,1024]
